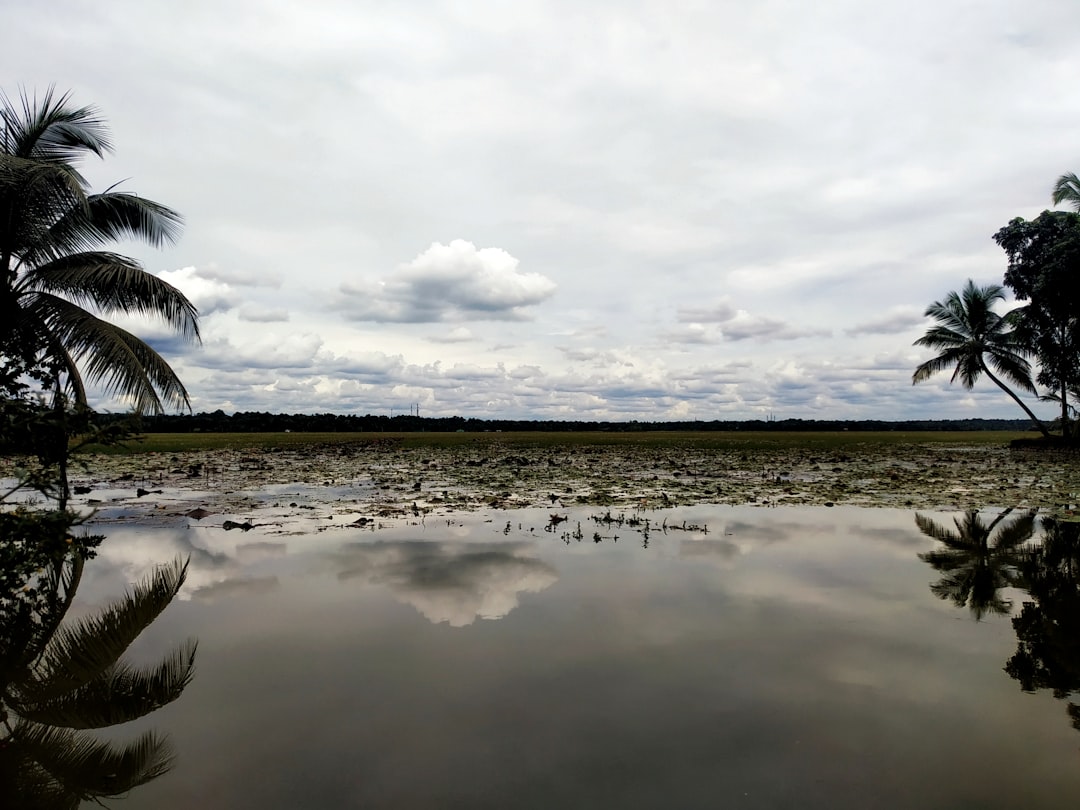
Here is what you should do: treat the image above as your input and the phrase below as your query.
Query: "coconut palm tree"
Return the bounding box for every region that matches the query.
[916,508,1036,620]
[0,87,199,414]
[912,279,1050,437]
[0,550,196,807]
[1052,172,1080,212]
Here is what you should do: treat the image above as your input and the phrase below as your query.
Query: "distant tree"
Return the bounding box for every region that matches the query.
[912,280,1050,437]
[1051,172,1080,212]
[0,87,199,414]
[993,211,1080,437]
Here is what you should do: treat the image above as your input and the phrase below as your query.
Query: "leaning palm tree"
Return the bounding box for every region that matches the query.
[0,87,199,414]
[916,508,1036,620]
[912,279,1050,437]
[0,550,196,807]
[1051,172,1080,212]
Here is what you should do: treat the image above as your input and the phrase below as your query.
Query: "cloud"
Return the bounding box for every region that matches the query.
[670,299,831,344]
[239,306,290,323]
[846,306,926,337]
[158,266,240,316]
[335,240,557,323]
[677,300,739,324]
[428,326,476,344]
[721,312,832,342]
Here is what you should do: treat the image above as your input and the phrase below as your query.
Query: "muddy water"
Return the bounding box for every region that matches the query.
[75,503,1080,809]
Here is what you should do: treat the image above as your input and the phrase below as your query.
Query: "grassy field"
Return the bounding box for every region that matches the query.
[84,429,1035,454]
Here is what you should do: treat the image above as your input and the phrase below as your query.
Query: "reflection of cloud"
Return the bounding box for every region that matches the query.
[722,521,798,544]
[860,527,924,548]
[236,542,289,562]
[680,539,741,562]
[333,541,558,626]
[191,576,281,602]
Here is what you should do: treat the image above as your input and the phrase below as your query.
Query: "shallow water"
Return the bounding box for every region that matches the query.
[73,504,1080,809]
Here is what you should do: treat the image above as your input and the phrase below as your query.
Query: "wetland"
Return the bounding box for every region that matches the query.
[9,432,1080,808]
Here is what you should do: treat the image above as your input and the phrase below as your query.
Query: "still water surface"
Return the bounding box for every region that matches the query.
[76,505,1080,809]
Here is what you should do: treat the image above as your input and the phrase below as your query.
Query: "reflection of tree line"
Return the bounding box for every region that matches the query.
[917,509,1080,733]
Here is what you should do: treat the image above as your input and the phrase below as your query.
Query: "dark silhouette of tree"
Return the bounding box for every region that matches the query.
[1004,517,1080,733]
[0,340,196,806]
[994,211,1080,438]
[0,87,199,414]
[912,280,1049,437]
[0,548,195,807]
[916,508,1036,620]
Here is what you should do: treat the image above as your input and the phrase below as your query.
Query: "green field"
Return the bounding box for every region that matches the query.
[85,429,1035,455]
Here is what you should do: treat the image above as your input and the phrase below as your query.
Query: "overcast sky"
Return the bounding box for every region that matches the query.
[8,1,1080,421]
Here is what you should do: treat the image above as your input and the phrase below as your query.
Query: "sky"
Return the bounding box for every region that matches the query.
[6,0,1080,421]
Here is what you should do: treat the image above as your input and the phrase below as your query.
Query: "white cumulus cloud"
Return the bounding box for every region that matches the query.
[336,239,557,323]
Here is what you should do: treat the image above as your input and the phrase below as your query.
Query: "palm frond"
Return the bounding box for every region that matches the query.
[0,86,111,164]
[912,347,966,385]
[1052,172,1080,213]
[16,640,197,729]
[0,155,87,258]
[23,558,189,700]
[990,510,1038,551]
[915,513,964,545]
[19,252,200,341]
[21,292,192,413]
[11,721,175,799]
[35,190,184,259]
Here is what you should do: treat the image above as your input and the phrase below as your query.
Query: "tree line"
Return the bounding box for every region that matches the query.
[114,410,1037,434]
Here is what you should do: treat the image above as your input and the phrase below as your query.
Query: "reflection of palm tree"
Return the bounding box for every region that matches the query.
[1005,518,1080,731]
[916,509,1036,620]
[912,280,1050,437]
[0,552,196,807]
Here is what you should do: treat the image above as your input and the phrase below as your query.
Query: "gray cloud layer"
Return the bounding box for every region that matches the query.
[8,1,1079,420]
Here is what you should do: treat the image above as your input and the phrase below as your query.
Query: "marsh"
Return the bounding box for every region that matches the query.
[69,499,1080,809]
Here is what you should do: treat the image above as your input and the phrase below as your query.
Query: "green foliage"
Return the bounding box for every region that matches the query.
[993,211,1080,434]
[0,87,199,414]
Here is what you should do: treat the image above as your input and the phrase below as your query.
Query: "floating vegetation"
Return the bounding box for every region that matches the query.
[5,436,1075,532]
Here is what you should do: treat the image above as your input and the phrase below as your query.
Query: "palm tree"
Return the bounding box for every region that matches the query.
[0,87,199,414]
[0,551,196,807]
[916,508,1036,620]
[1051,172,1080,212]
[912,279,1050,437]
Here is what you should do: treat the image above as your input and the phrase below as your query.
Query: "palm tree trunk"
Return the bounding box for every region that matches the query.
[1061,379,1070,439]
[980,361,1052,438]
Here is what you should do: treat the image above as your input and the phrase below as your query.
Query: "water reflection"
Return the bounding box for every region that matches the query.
[915,508,1035,620]
[917,509,1080,738]
[1004,517,1080,733]
[331,540,558,626]
[55,505,1080,808]
[0,552,195,808]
